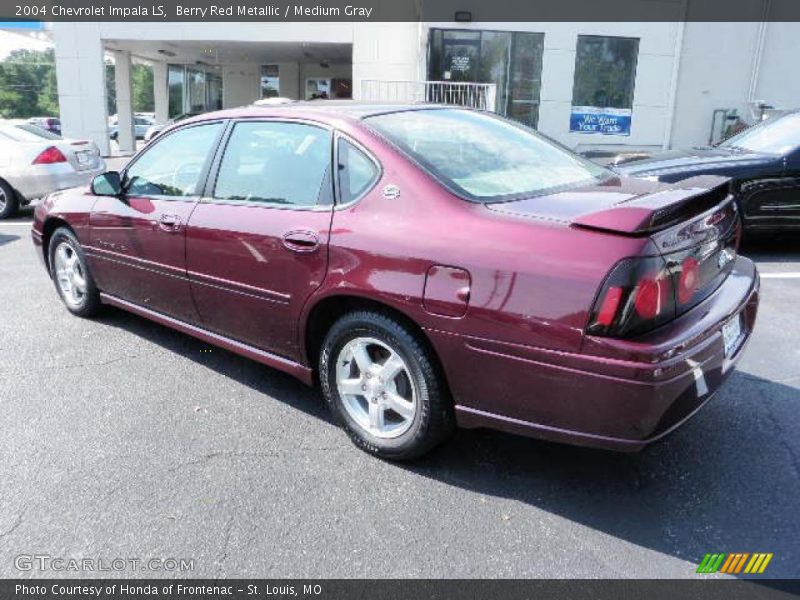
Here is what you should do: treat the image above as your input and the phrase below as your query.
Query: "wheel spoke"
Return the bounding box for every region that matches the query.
[56,244,70,266]
[338,378,364,396]
[351,341,373,374]
[380,352,406,383]
[384,392,414,421]
[369,401,384,431]
[72,272,87,293]
[65,251,78,269]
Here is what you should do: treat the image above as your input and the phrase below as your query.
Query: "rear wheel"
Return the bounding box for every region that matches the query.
[319,311,453,460]
[0,180,18,219]
[48,227,101,317]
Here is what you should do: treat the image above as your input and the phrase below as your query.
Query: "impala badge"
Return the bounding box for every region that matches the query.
[382,184,401,200]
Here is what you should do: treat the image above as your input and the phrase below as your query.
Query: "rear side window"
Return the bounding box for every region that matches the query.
[214,121,332,207]
[125,122,222,197]
[337,139,379,204]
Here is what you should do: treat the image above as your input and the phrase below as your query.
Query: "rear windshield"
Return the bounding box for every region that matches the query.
[0,124,57,142]
[17,123,62,140]
[718,111,800,155]
[365,108,608,202]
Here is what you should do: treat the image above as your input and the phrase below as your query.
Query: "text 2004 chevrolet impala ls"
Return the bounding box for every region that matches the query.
[32,104,760,460]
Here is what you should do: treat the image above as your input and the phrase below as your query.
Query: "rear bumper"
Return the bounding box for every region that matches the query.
[6,164,105,202]
[431,257,760,451]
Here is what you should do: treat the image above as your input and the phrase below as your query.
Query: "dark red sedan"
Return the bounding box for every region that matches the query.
[32,104,760,460]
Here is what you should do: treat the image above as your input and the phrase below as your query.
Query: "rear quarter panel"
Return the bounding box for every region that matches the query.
[302,118,651,362]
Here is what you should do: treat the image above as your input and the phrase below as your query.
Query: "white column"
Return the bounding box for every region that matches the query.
[352,23,422,101]
[153,61,169,123]
[53,23,110,156]
[113,50,135,154]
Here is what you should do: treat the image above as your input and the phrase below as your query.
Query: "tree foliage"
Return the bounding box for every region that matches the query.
[105,62,155,115]
[0,48,155,119]
[0,48,59,118]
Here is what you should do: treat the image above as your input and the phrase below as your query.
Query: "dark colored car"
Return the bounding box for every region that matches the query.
[32,104,759,460]
[616,110,800,236]
[27,117,61,136]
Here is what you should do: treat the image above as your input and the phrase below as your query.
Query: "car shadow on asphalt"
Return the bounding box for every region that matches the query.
[95,305,798,579]
[407,370,799,578]
[3,206,35,223]
[0,233,20,247]
[96,306,331,422]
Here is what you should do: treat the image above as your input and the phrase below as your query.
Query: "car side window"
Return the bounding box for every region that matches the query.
[337,139,379,204]
[124,122,222,198]
[213,121,332,207]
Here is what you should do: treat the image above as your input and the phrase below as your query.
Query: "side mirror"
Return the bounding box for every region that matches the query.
[91,171,123,196]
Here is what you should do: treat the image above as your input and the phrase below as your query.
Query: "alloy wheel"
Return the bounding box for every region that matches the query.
[53,241,88,308]
[336,337,417,439]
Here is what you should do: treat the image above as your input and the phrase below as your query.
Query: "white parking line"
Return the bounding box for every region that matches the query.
[760,272,800,279]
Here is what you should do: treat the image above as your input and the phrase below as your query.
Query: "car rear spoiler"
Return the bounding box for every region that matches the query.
[570,175,733,236]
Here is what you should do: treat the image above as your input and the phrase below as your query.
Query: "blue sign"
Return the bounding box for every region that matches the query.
[570,106,632,136]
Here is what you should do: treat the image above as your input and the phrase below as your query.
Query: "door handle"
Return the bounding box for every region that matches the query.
[282,230,320,253]
[158,213,182,232]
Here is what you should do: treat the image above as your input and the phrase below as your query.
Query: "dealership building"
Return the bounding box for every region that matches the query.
[49,11,799,156]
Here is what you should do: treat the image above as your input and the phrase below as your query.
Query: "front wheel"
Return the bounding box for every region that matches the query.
[319,311,453,460]
[48,227,101,317]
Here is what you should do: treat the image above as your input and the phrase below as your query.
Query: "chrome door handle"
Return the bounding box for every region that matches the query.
[282,230,319,253]
[158,213,182,232]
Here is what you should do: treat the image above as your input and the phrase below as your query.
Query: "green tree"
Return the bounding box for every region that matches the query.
[105,61,154,115]
[0,48,59,118]
[132,64,154,112]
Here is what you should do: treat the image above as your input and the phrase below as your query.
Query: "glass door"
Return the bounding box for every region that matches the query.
[428,29,544,128]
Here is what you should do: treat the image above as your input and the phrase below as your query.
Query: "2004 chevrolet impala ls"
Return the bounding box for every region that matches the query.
[32,104,760,460]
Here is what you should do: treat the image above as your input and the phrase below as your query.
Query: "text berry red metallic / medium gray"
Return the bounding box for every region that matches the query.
[32,103,760,460]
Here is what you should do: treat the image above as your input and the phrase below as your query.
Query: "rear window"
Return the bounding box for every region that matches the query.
[365,108,608,202]
[17,123,62,140]
[0,125,57,142]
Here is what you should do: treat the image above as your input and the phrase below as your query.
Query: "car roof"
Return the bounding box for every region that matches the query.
[184,101,458,125]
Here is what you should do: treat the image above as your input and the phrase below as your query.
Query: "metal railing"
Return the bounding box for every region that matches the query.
[360,80,497,112]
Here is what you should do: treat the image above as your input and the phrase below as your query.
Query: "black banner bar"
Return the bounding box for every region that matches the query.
[2,580,800,600]
[2,0,800,22]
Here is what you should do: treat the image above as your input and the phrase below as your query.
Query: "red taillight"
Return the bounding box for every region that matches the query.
[633,276,671,320]
[677,256,700,304]
[32,146,67,164]
[596,286,623,327]
[587,255,676,338]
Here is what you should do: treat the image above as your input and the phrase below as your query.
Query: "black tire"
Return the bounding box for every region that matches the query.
[48,227,101,318]
[0,179,19,220]
[319,311,454,460]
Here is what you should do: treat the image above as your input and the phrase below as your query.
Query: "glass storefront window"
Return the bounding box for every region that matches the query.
[306,78,331,100]
[167,65,223,117]
[261,65,280,98]
[428,29,544,128]
[572,35,639,109]
[167,65,184,118]
[187,68,206,113]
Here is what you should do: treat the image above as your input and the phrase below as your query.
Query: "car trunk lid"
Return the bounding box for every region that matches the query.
[488,174,741,336]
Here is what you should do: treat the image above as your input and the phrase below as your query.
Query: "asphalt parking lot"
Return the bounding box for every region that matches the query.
[0,207,798,579]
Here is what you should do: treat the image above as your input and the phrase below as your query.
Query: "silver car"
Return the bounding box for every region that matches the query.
[0,122,106,219]
[108,115,155,141]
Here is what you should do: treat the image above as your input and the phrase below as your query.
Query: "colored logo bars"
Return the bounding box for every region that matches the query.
[697,553,773,574]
